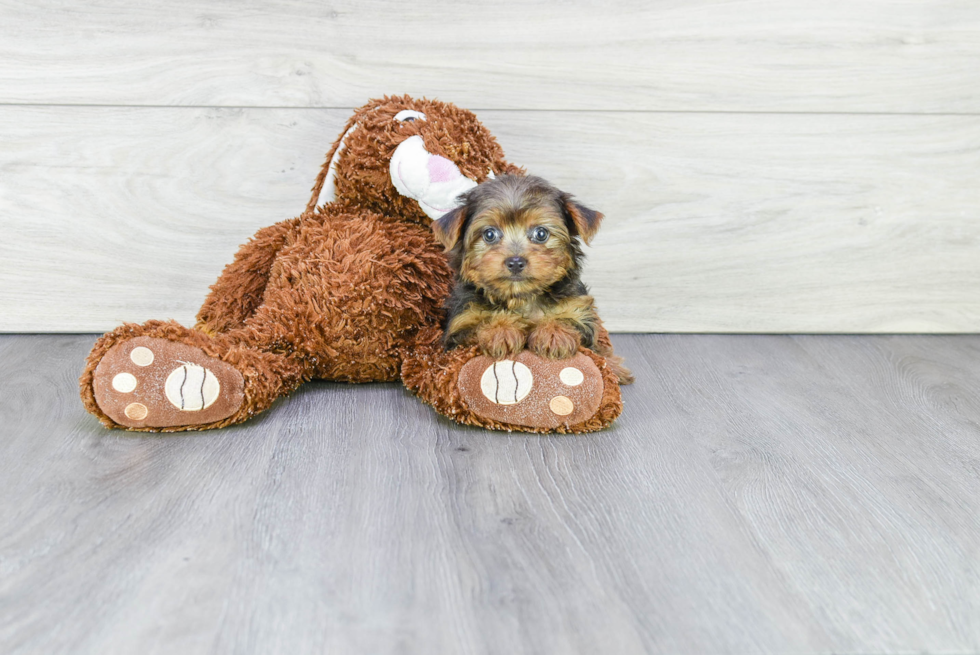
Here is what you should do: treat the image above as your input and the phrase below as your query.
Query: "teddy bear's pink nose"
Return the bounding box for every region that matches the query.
[427,155,459,184]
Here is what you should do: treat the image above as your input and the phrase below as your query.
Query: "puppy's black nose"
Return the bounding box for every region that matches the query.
[505,256,527,274]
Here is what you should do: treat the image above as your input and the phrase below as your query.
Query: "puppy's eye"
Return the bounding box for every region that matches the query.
[482,227,502,244]
[529,227,550,243]
[394,109,427,122]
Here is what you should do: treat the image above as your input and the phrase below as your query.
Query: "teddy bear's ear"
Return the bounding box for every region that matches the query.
[432,205,468,250]
[561,195,604,245]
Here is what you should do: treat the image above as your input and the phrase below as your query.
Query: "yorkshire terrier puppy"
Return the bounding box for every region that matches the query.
[432,174,633,384]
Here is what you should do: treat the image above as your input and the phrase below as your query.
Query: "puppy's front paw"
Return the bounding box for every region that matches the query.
[478,325,526,360]
[528,322,581,360]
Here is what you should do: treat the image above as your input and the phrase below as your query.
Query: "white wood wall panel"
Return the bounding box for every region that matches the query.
[1,1,978,333]
[0,1,978,112]
[2,107,977,333]
[0,107,337,331]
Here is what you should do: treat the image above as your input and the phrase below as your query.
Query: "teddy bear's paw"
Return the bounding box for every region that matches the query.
[457,350,603,430]
[91,336,244,429]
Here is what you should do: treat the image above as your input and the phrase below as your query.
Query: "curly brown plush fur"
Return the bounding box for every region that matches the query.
[80,96,624,433]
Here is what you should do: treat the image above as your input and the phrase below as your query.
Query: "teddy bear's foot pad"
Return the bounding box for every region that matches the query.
[458,351,603,430]
[92,336,244,429]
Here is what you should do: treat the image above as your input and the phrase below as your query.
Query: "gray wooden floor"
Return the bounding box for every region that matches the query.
[2,334,980,654]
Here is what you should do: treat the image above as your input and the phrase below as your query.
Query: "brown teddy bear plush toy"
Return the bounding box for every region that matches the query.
[79,96,624,433]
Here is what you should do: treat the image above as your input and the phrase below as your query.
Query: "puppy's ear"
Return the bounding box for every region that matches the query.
[562,195,604,245]
[432,204,468,249]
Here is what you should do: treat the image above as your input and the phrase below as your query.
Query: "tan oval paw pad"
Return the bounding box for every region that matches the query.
[549,396,574,416]
[124,403,148,420]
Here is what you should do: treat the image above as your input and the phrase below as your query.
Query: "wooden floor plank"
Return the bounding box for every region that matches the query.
[3,334,980,653]
[2,1,979,112]
[638,335,980,651]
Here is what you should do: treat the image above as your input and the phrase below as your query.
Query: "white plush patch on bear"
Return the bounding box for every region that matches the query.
[130,346,154,367]
[559,367,584,386]
[112,372,138,393]
[165,364,220,411]
[389,135,478,220]
[480,360,533,405]
[316,124,357,207]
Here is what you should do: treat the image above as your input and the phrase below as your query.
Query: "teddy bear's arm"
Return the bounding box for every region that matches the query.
[195,217,301,335]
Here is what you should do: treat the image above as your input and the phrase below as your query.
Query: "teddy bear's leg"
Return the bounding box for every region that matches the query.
[81,320,307,431]
[195,218,301,335]
[401,328,623,434]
